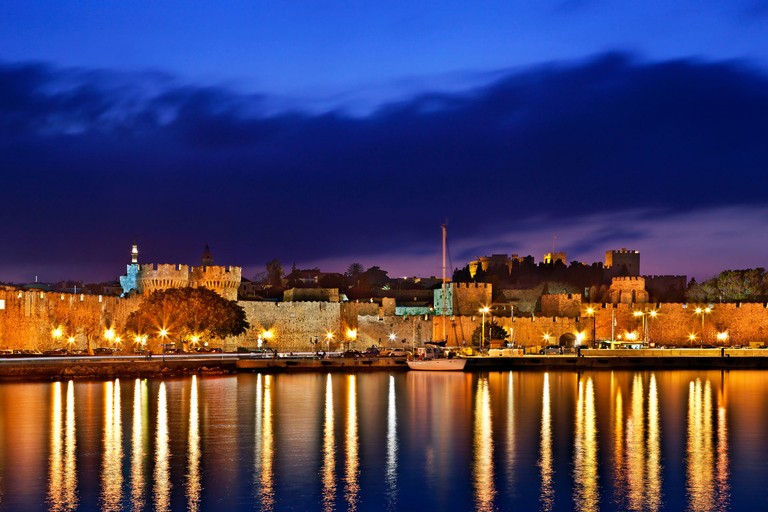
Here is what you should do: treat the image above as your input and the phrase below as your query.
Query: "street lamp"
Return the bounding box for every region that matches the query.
[480,307,490,353]
[52,327,63,348]
[695,307,712,346]
[104,328,115,348]
[326,332,333,352]
[632,309,658,345]
[389,333,396,349]
[159,328,168,361]
[689,333,697,347]
[346,329,357,351]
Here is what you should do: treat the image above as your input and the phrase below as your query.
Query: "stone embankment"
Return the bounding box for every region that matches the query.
[5,349,768,381]
[0,358,237,381]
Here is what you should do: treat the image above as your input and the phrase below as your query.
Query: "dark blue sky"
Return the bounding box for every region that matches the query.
[2,2,768,283]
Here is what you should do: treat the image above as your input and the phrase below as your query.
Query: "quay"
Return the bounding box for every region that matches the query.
[4,348,768,381]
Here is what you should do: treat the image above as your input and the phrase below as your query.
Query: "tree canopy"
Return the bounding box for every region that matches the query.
[266,259,284,288]
[686,268,768,302]
[126,287,249,345]
[471,319,508,346]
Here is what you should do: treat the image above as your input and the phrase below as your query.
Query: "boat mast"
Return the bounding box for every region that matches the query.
[442,223,447,342]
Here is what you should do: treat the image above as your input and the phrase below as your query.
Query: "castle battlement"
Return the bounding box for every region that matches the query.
[453,282,492,289]
[120,243,240,300]
[612,276,645,283]
[644,275,686,279]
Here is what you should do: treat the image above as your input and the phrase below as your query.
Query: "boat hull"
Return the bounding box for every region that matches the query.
[406,359,467,371]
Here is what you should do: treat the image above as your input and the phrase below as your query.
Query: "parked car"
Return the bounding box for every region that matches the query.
[362,347,380,356]
[539,345,563,355]
[43,349,68,356]
[342,350,362,358]
[382,348,410,357]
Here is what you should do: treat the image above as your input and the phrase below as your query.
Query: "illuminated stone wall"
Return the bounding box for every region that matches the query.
[541,294,582,318]
[0,288,140,351]
[453,282,493,315]
[229,301,342,352]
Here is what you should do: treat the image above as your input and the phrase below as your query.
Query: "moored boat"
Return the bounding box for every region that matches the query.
[406,345,467,371]
[406,358,467,371]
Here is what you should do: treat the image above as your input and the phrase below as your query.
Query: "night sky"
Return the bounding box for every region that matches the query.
[2,1,768,284]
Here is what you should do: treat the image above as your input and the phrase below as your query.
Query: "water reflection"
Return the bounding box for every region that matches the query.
[0,371,755,511]
[345,375,360,511]
[473,376,495,511]
[647,374,662,511]
[573,377,598,511]
[321,374,336,512]
[611,373,663,511]
[626,374,645,510]
[686,378,730,511]
[48,381,77,512]
[101,379,123,511]
[506,372,515,495]
[539,372,554,511]
[386,374,398,511]
[187,375,202,512]
[130,379,146,512]
[255,374,275,510]
[154,382,171,512]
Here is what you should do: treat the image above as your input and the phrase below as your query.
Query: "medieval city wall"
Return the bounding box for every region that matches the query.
[229,300,342,352]
[357,313,432,350]
[541,294,582,318]
[0,289,141,351]
[453,282,492,315]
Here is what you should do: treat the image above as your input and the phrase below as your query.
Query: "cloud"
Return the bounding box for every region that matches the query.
[1,53,768,283]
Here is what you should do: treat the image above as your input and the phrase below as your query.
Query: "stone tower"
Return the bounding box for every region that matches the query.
[201,243,214,267]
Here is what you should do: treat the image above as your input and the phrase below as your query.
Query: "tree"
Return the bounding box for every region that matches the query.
[346,262,364,278]
[362,266,390,288]
[126,287,249,349]
[471,320,508,346]
[266,259,284,288]
[346,262,365,287]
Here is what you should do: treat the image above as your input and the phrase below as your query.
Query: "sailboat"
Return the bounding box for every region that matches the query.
[407,224,467,371]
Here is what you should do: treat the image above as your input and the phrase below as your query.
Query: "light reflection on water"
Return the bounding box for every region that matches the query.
[101,379,123,512]
[47,380,77,512]
[0,370,755,511]
[255,374,275,510]
[187,375,202,512]
[539,372,554,511]
[687,378,730,512]
[130,379,146,512]
[321,374,336,512]
[573,376,598,512]
[344,375,360,511]
[154,382,170,512]
[385,374,398,511]
[473,376,495,511]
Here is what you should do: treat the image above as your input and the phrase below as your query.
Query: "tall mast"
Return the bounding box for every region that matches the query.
[442,223,447,342]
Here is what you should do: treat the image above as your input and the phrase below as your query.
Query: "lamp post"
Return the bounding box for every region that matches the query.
[586,308,596,348]
[326,332,333,353]
[52,327,63,349]
[695,307,712,347]
[346,329,357,351]
[159,328,168,362]
[632,309,658,346]
[480,307,490,354]
[104,328,115,350]
[389,333,395,349]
